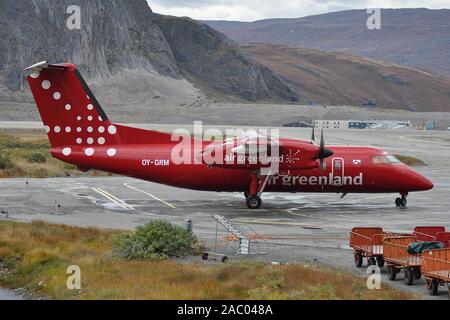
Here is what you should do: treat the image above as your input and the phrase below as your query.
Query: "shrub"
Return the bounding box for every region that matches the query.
[27,153,47,163]
[0,155,13,170]
[113,221,194,260]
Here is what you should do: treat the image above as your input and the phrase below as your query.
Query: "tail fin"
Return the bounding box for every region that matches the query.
[25,61,172,151]
[26,61,121,148]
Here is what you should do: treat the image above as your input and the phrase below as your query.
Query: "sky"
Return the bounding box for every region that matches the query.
[147,0,450,21]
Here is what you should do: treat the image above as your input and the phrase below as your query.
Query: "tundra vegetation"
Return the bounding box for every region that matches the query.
[0,220,417,300]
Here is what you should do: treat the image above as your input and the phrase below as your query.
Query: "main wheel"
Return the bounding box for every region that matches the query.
[387,266,397,281]
[354,252,363,268]
[367,257,376,267]
[401,198,407,207]
[427,279,439,296]
[403,268,414,286]
[246,195,262,209]
[376,256,385,268]
[395,198,402,207]
[413,267,422,280]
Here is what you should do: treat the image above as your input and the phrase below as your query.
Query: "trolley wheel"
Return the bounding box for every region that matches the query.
[376,256,385,268]
[403,268,414,286]
[246,195,262,210]
[413,267,422,280]
[367,257,376,267]
[354,252,363,268]
[387,266,397,281]
[221,256,229,263]
[202,253,209,261]
[427,279,439,296]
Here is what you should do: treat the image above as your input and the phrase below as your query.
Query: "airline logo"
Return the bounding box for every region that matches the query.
[268,173,363,186]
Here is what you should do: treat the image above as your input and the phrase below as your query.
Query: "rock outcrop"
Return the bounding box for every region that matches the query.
[0,0,298,105]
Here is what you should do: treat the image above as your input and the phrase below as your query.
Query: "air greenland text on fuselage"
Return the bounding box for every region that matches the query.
[268,173,363,187]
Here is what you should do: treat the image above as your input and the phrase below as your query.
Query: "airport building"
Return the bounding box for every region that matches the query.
[314,119,412,130]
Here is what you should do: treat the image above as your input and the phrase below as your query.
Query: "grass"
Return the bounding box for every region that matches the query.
[0,130,111,178]
[0,221,417,300]
[394,154,427,167]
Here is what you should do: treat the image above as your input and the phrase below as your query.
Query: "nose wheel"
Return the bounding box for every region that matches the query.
[395,194,408,207]
[246,195,262,210]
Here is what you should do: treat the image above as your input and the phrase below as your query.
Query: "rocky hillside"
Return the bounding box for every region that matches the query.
[206,8,450,77]
[0,0,298,112]
[243,44,450,111]
[154,14,298,102]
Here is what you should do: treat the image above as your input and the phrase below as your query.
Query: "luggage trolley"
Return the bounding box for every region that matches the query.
[413,226,446,242]
[350,227,389,268]
[421,248,450,296]
[383,236,422,286]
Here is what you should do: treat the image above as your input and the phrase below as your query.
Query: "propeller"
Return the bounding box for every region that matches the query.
[317,128,334,190]
[311,125,315,143]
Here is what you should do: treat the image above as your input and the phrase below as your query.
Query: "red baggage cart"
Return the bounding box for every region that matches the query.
[421,248,450,296]
[350,227,389,268]
[435,232,450,248]
[413,226,445,242]
[383,236,422,286]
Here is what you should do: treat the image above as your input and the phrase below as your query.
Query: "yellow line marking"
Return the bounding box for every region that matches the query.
[123,183,176,209]
[92,188,134,210]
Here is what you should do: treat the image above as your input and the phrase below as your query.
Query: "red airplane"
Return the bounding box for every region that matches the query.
[25,61,434,209]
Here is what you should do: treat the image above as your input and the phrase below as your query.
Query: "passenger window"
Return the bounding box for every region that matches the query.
[335,162,342,170]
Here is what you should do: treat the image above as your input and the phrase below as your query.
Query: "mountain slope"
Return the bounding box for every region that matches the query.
[242,44,450,111]
[154,14,298,102]
[0,0,297,112]
[206,8,450,77]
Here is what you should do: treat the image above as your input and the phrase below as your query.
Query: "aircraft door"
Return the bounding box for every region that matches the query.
[332,158,345,186]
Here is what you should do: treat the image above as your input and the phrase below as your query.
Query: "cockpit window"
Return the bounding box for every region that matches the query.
[372,155,402,164]
[386,155,401,163]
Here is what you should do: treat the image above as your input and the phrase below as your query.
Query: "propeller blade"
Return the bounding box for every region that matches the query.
[311,126,315,142]
[317,127,334,159]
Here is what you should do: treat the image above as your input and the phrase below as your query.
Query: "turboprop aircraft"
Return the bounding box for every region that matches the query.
[25,61,433,209]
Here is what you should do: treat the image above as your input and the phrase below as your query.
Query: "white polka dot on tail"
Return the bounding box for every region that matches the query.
[77,127,82,133]
[76,138,82,144]
[85,148,95,157]
[87,127,93,133]
[98,137,105,145]
[65,104,72,111]
[87,138,94,145]
[42,80,51,90]
[108,125,117,134]
[65,127,71,133]
[44,125,50,133]
[62,148,72,156]
[87,104,94,110]
[88,116,93,121]
[54,126,61,133]
[31,72,40,79]
[107,148,117,157]
[53,92,61,100]
[98,126,105,133]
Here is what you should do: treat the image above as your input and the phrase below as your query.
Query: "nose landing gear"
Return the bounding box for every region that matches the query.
[395,193,408,207]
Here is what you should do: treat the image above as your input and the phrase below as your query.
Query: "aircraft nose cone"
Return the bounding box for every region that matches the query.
[418,175,434,191]
[410,171,434,191]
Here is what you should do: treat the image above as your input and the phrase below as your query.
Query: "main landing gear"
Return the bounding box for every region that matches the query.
[395,193,408,208]
[245,170,272,210]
